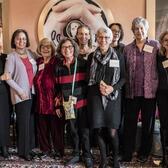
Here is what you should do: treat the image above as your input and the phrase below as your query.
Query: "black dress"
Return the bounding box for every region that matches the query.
[87,51,125,129]
[0,54,10,146]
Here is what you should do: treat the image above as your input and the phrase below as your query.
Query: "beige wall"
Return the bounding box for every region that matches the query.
[3,0,149,53]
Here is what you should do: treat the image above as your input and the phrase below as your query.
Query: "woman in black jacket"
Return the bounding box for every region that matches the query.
[157,30,168,167]
[87,27,125,168]
[0,53,11,158]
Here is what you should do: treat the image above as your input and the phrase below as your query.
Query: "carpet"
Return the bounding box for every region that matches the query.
[0,148,162,168]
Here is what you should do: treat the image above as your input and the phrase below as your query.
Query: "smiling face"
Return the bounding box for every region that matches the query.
[76,27,91,46]
[110,25,121,43]
[14,32,27,50]
[97,31,112,52]
[133,23,148,41]
[61,40,74,59]
[40,41,52,58]
[162,34,168,52]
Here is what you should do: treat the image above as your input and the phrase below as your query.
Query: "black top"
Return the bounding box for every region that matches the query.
[157,53,168,90]
[113,43,125,57]
[0,54,8,93]
[87,50,125,129]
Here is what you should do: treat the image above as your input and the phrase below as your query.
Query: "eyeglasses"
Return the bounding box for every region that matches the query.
[61,45,74,50]
[41,45,51,49]
[111,30,121,34]
[97,36,110,40]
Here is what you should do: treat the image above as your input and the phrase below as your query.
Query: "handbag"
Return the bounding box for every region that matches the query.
[63,98,75,120]
[63,58,77,120]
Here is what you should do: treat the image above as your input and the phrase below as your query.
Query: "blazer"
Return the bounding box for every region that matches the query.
[124,39,159,99]
[5,50,37,104]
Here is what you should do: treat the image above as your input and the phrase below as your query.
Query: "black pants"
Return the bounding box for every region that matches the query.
[68,119,91,158]
[157,90,168,162]
[123,97,156,159]
[15,99,34,157]
[157,90,168,133]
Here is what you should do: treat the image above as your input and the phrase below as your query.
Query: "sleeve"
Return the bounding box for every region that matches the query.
[86,52,93,84]
[113,54,126,91]
[54,65,63,109]
[4,54,25,96]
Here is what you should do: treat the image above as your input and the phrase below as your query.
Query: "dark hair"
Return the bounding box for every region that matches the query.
[75,25,92,48]
[159,30,168,56]
[109,23,124,42]
[11,29,30,49]
[56,37,79,58]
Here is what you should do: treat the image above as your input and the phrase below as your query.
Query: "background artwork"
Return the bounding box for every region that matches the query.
[38,0,114,47]
[156,0,168,40]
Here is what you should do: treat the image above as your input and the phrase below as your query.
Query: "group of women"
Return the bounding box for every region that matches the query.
[0,16,168,168]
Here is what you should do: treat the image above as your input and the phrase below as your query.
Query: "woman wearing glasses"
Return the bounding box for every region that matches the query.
[87,27,125,168]
[55,38,93,168]
[34,38,64,159]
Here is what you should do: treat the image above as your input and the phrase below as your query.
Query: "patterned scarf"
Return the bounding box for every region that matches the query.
[88,47,120,109]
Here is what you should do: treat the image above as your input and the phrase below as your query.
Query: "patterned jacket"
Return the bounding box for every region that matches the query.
[124,39,159,99]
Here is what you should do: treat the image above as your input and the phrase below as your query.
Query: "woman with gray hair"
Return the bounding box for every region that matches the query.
[122,17,159,163]
[87,27,125,168]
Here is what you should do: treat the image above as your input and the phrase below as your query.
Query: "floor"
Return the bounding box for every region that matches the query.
[0,148,162,168]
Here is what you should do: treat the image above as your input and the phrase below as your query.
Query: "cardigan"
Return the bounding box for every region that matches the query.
[124,39,159,99]
[5,50,37,104]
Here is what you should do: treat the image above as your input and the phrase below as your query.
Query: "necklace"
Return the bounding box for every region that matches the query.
[16,49,27,55]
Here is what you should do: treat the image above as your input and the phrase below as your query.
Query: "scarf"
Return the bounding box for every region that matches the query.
[88,47,120,109]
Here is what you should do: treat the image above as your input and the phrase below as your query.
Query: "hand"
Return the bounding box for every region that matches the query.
[55,97,61,106]
[55,109,63,118]
[44,0,107,46]
[0,72,11,81]
[99,80,113,96]
[19,92,29,100]
[52,0,106,32]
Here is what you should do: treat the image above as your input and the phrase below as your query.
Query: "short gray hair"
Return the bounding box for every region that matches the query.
[131,17,149,32]
[97,27,113,40]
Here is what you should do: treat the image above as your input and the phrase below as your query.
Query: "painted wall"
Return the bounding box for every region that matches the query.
[3,0,146,52]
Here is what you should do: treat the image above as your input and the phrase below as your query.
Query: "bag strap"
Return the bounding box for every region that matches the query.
[71,58,77,95]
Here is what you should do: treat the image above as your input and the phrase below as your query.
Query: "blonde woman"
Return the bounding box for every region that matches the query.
[34,38,64,158]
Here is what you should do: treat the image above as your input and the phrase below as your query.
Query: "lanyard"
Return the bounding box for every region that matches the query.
[71,58,77,95]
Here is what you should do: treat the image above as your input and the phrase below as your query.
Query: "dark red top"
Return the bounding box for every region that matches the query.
[21,57,34,88]
[34,56,57,115]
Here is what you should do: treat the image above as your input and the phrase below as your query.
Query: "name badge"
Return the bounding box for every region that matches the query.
[29,58,36,65]
[162,60,168,68]
[38,63,45,71]
[69,95,77,105]
[109,60,119,67]
[143,44,153,53]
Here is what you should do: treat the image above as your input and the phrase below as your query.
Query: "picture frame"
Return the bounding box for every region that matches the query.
[146,0,168,40]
